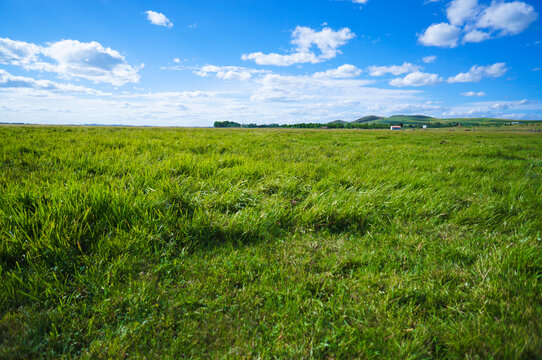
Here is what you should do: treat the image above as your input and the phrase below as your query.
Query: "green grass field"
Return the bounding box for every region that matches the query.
[1,126,541,359]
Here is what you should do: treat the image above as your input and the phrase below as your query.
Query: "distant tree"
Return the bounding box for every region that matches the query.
[214,121,241,128]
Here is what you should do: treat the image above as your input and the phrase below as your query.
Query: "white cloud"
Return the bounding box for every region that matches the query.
[423,55,437,63]
[0,71,432,126]
[173,58,181,63]
[442,99,535,119]
[463,29,491,43]
[242,26,355,66]
[483,62,508,76]
[37,40,141,86]
[0,38,40,65]
[3,66,540,125]
[368,62,422,76]
[420,1,538,47]
[0,37,141,86]
[241,52,318,66]
[193,65,268,80]
[168,62,362,83]
[447,0,481,26]
[352,0,369,3]
[0,69,106,95]
[476,1,538,35]
[461,91,486,96]
[418,23,461,47]
[488,99,528,110]
[448,62,507,83]
[389,71,443,87]
[145,11,173,28]
[313,64,361,78]
[250,73,415,107]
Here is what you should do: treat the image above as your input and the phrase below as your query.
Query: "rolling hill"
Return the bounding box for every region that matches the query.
[351,115,383,123]
[327,115,535,127]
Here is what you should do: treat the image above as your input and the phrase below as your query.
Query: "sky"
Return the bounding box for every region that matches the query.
[0,0,541,126]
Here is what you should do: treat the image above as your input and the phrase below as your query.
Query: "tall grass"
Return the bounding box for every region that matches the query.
[0,126,541,358]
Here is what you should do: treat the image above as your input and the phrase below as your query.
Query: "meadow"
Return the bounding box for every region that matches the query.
[0,126,541,359]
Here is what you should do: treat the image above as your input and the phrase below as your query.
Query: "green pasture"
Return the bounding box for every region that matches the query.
[0,126,540,358]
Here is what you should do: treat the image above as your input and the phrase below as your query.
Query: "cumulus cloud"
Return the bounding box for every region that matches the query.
[368,62,422,76]
[389,71,443,87]
[463,29,492,43]
[313,64,362,78]
[476,1,538,35]
[419,0,538,47]
[0,38,40,65]
[38,40,141,85]
[0,37,141,86]
[242,26,355,66]
[461,91,486,96]
[448,62,507,83]
[447,0,481,26]
[418,23,461,47]
[423,55,437,63]
[145,11,173,28]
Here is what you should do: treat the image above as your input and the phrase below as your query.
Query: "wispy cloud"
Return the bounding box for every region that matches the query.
[423,55,437,63]
[448,62,507,83]
[461,91,486,96]
[368,62,422,76]
[193,65,269,80]
[0,69,108,95]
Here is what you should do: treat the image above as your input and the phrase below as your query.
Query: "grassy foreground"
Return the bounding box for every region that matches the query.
[0,126,541,359]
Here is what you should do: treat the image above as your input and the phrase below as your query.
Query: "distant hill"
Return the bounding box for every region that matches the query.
[351,115,382,123]
[386,115,436,122]
[388,115,435,120]
[336,115,527,127]
[327,120,350,125]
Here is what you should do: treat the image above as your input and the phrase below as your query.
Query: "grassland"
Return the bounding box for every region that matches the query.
[0,126,541,359]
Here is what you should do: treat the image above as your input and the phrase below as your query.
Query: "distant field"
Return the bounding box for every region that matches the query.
[1,126,541,359]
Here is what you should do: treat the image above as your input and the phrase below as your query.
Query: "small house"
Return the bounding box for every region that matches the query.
[390,125,402,130]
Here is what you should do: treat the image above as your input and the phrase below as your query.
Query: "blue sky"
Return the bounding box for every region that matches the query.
[0,0,541,126]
